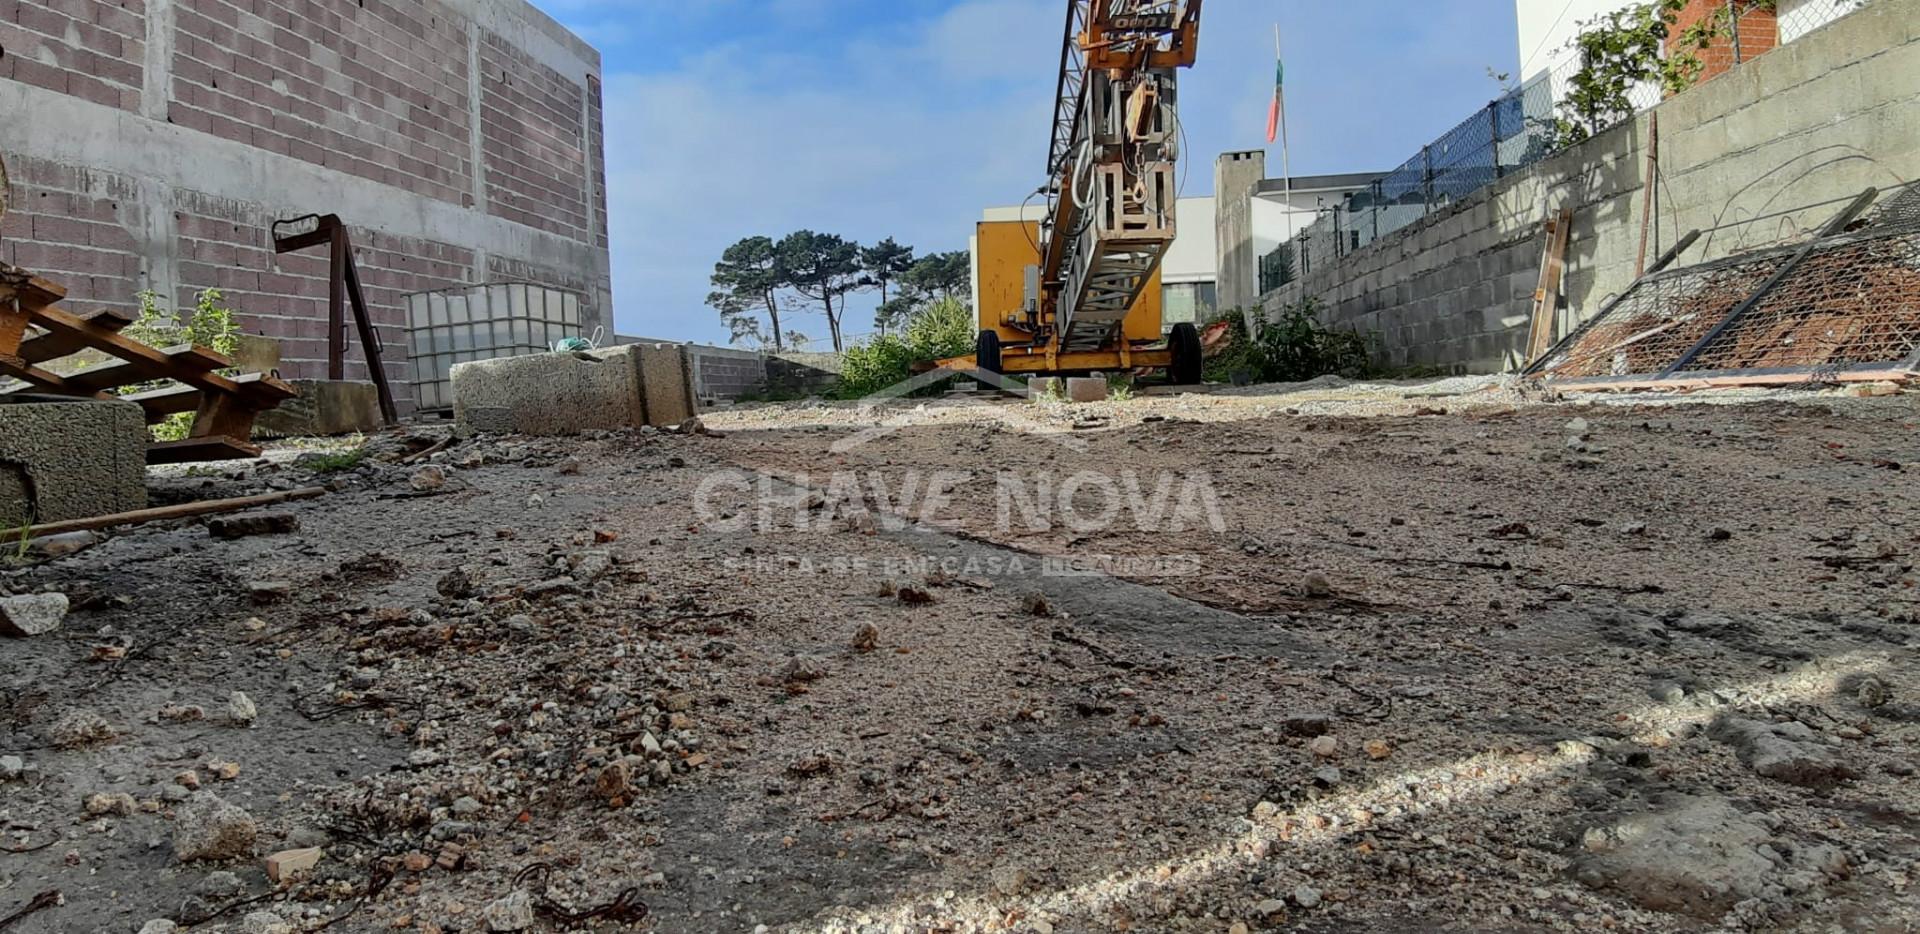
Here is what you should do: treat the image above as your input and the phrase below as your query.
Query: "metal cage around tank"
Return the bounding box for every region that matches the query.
[404,282,583,412]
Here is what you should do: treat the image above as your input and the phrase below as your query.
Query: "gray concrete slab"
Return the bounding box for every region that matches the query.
[0,398,147,528]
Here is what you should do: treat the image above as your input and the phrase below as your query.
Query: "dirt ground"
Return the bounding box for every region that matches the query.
[3,376,1919,933]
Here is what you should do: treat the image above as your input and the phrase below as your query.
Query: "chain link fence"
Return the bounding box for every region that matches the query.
[1259,0,1871,296]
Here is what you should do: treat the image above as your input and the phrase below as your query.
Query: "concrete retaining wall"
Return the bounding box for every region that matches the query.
[452,343,696,436]
[0,399,147,527]
[1261,0,1920,372]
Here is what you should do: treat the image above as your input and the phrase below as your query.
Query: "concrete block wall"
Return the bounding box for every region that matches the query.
[1261,0,1920,373]
[767,352,844,397]
[686,345,768,402]
[0,0,612,405]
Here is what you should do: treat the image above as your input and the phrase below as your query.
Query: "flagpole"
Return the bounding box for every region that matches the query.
[1276,23,1294,240]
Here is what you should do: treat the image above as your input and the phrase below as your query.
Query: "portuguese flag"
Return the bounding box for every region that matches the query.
[1266,52,1284,144]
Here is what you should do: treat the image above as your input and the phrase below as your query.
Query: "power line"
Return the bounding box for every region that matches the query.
[1518,0,1579,77]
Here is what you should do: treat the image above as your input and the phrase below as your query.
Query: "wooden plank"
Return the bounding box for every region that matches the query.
[120,384,201,423]
[24,302,295,403]
[0,486,327,544]
[0,283,27,358]
[145,435,263,464]
[17,308,136,364]
[0,357,116,399]
[24,305,241,388]
[1525,210,1575,363]
[62,343,228,395]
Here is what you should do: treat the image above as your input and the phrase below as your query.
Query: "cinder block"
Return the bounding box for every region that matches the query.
[0,398,148,528]
[452,343,697,436]
[253,380,383,438]
[1064,377,1108,403]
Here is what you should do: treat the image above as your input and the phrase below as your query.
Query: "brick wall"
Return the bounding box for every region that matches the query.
[167,0,474,206]
[171,190,471,384]
[0,0,146,111]
[1667,0,1781,84]
[1,0,612,403]
[478,28,588,238]
[586,74,608,250]
[0,154,143,317]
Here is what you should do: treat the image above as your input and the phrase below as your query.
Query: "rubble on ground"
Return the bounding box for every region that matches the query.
[1,383,1916,932]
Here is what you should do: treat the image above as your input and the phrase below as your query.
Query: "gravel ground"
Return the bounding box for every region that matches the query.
[2,377,1917,934]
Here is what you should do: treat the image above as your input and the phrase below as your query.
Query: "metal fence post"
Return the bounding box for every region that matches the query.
[1490,100,1504,178]
[1727,0,1743,64]
[1422,145,1435,210]
[1371,180,1381,241]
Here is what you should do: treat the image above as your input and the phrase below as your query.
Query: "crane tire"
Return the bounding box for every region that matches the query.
[975,330,1003,375]
[1168,322,1202,385]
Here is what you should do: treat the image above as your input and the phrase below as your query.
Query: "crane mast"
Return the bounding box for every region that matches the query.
[1036,1,1202,352]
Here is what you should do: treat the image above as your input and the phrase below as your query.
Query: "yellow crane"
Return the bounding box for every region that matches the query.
[955,0,1205,383]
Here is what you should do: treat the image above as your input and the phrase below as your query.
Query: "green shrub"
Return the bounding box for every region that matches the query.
[1202,301,1375,384]
[836,296,976,398]
[119,289,241,441]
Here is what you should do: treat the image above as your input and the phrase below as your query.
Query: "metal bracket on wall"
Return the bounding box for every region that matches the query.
[270,214,400,424]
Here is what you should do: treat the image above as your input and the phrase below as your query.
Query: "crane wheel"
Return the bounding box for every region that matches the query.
[1168,322,1202,385]
[975,330,1003,374]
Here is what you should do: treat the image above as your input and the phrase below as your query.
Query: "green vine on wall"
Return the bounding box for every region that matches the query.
[1556,0,1778,145]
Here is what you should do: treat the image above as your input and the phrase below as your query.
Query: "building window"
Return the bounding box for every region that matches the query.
[1162,281,1217,328]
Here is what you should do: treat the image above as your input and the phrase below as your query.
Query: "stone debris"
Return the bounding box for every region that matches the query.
[1301,572,1333,598]
[227,690,258,725]
[240,911,293,934]
[410,465,448,491]
[850,621,880,653]
[48,708,116,748]
[1712,717,1858,789]
[264,846,323,882]
[246,580,292,605]
[779,654,829,685]
[26,530,101,558]
[83,791,136,816]
[1572,793,1844,920]
[1281,713,1332,737]
[483,890,536,931]
[173,791,258,862]
[0,591,69,637]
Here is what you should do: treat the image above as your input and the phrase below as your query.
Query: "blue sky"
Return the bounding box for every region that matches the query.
[533,0,1522,347]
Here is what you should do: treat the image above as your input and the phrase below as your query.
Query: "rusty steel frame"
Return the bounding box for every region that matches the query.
[1522,229,1701,377]
[1656,187,1879,377]
[1533,184,1920,390]
[271,213,399,424]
